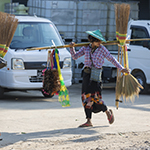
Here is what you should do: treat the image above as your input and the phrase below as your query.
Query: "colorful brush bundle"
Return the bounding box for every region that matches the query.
[54,49,70,107]
[42,50,61,96]
[0,12,18,58]
[114,3,144,109]
[42,49,70,107]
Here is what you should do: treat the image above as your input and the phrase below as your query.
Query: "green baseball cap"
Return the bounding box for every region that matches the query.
[86,29,106,43]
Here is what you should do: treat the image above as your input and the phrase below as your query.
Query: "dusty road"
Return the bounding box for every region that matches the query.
[0,83,150,150]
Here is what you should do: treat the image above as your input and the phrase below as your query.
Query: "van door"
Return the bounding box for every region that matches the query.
[128,25,150,92]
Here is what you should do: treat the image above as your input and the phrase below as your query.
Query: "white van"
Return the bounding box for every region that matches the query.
[0,15,72,98]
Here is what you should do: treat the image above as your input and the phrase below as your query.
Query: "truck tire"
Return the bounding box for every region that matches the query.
[132,72,148,94]
[41,91,54,98]
[0,86,4,99]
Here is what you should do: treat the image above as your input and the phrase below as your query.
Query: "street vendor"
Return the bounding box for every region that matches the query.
[69,29,130,127]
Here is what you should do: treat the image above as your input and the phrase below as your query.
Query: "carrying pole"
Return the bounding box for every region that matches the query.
[26,38,150,51]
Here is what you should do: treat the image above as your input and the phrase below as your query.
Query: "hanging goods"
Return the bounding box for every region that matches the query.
[114,3,144,109]
[42,50,60,96]
[54,49,70,107]
[0,12,18,69]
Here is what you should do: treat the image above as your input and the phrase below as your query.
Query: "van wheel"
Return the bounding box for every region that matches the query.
[0,86,4,99]
[41,91,54,98]
[132,72,148,94]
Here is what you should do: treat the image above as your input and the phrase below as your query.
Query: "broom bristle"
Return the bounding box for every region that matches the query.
[119,3,130,34]
[114,4,120,33]
[52,69,61,92]
[0,12,8,44]
[3,15,12,44]
[6,18,18,47]
[43,68,61,94]
[116,74,144,102]
[116,75,123,99]
[0,12,18,48]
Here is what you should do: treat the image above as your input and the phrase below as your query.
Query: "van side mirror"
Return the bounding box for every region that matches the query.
[142,41,150,50]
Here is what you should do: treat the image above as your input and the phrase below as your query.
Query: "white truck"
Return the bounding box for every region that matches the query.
[0,15,72,98]
[75,20,150,93]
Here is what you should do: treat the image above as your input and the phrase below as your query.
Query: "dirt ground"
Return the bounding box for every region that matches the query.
[0,83,150,150]
[1,131,150,150]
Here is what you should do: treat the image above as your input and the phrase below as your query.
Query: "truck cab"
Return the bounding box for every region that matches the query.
[0,15,72,98]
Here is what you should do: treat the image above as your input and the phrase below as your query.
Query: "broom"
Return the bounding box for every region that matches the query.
[54,48,70,107]
[115,4,122,108]
[115,3,144,109]
[0,12,7,58]
[5,17,18,52]
[0,12,18,58]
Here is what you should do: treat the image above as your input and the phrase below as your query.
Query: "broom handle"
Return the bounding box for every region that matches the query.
[26,38,150,51]
[123,45,129,76]
[116,46,120,82]
[123,45,129,69]
[47,50,51,68]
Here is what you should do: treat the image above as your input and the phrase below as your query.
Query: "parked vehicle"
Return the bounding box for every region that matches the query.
[0,15,72,98]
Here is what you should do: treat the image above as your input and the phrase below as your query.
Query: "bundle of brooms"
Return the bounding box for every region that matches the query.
[0,12,18,69]
[42,49,70,107]
[114,3,143,109]
[42,50,61,96]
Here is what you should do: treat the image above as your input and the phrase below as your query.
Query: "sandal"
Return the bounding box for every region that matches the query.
[78,123,93,128]
[107,109,114,124]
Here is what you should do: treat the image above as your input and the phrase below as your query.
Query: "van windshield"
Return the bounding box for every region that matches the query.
[10,22,63,49]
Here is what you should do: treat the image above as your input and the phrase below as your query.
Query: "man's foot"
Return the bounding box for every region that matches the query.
[78,122,93,127]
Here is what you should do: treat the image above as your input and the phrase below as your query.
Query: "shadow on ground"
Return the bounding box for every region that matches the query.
[0,125,109,148]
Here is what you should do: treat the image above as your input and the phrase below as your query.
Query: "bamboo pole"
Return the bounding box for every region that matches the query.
[26,38,150,51]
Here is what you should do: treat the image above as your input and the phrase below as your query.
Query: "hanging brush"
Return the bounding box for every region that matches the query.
[42,51,55,96]
[0,12,18,69]
[54,48,70,107]
[42,50,61,97]
[114,3,144,109]
[0,12,18,58]
[50,50,61,94]
[0,12,7,58]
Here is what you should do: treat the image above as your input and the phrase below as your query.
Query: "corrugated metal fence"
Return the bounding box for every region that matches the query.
[27,0,139,47]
